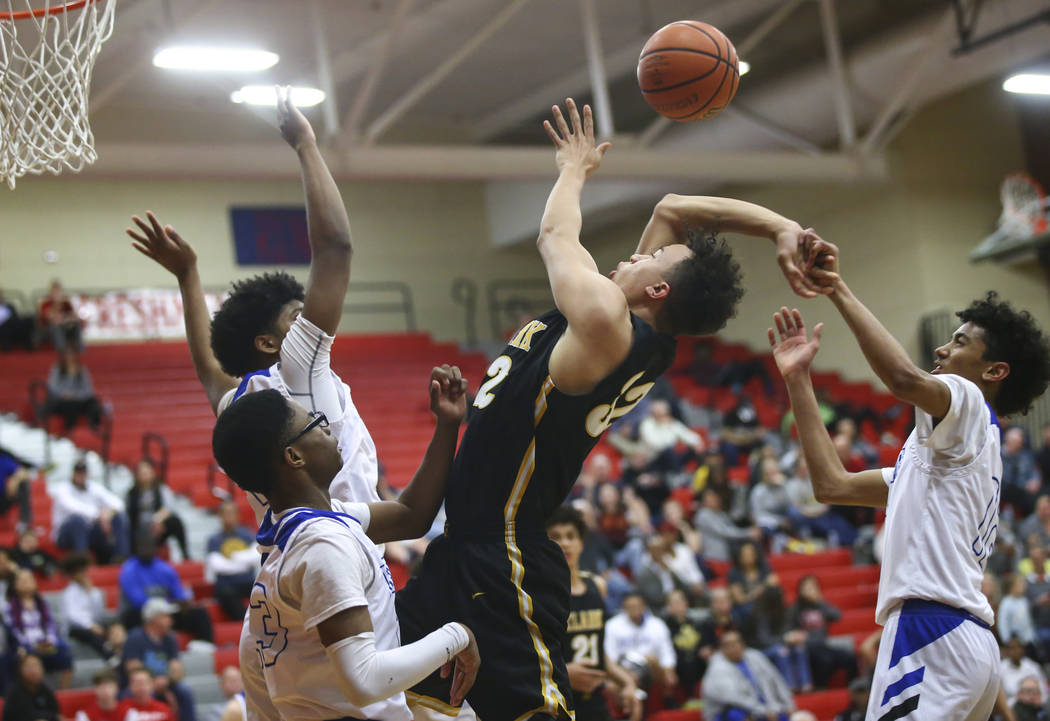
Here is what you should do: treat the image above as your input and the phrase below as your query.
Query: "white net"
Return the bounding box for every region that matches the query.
[0,0,115,188]
[998,173,1048,239]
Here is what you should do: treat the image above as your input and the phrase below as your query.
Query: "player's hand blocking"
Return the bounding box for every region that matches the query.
[543,98,611,178]
[441,624,480,706]
[277,85,317,151]
[768,307,823,378]
[801,229,841,292]
[126,211,197,281]
[429,364,468,425]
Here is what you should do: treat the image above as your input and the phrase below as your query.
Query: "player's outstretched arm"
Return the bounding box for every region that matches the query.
[278,86,353,335]
[808,236,951,419]
[636,194,824,299]
[126,212,237,415]
[365,365,466,544]
[769,307,888,508]
[539,99,633,391]
[318,605,480,707]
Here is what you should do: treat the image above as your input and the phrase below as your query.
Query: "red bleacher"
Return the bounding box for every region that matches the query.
[0,331,900,721]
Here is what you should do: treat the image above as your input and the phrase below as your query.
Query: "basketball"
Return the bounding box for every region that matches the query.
[637,20,740,122]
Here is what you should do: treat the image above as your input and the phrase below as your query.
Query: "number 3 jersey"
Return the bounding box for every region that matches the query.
[444,309,676,530]
[876,373,1002,627]
[240,499,409,721]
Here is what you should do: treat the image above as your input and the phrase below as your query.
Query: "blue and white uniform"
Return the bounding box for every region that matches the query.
[868,374,1002,721]
[238,499,408,721]
[217,315,381,526]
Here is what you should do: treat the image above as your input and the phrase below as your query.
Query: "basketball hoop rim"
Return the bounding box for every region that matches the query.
[0,0,100,21]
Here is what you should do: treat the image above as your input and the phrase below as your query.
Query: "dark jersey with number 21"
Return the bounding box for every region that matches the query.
[444,308,677,531]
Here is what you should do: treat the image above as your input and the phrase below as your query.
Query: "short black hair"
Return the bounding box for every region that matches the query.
[546,505,586,538]
[957,291,1050,417]
[212,389,293,497]
[210,272,305,377]
[60,552,91,577]
[660,229,745,336]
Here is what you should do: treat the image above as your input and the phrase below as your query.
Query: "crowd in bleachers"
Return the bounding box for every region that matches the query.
[3,286,1050,721]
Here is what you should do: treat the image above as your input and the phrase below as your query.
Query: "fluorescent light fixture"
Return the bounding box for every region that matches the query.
[1003,73,1050,95]
[231,85,326,107]
[739,60,751,76]
[153,47,279,72]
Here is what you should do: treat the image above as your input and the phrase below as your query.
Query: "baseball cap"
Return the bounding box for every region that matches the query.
[142,598,178,621]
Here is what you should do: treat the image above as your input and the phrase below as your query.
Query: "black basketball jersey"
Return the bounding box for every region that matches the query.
[566,572,607,671]
[444,309,677,530]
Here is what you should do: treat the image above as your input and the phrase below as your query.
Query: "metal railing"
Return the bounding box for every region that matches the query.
[341,280,417,332]
[485,278,552,340]
[450,278,479,346]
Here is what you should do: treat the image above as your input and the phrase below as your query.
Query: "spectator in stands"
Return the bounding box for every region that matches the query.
[750,458,792,546]
[127,459,190,562]
[663,589,707,695]
[43,347,103,431]
[786,575,857,689]
[2,653,60,721]
[637,399,705,471]
[1014,676,1050,721]
[119,534,213,642]
[572,452,617,507]
[605,592,677,693]
[0,450,31,532]
[12,528,57,577]
[0,289,36,351]
[720,400,765,467]
[124,667,177,721]
[1002,636,1050,707]
[785,457,857,548]
[701,629,794,721]
[999,575,1037,652]
[697,588,753,663]
[122,599,195,721]
[596,483,649,551]
[52,459,129,564]
[571,499,617,578]
[75,669,126,721]
[1004,427,1042,518]
[1038,426,1050,490]
[37,280,83,352]
[693,488,760,563]
[61,553,117,662]
[200,666,244,721]
[727,541,784,623]
[1021,536,1050,577]
[2,569,73,689]
[635,522,705,608]
[833,677,871,721]
[205,500,257,621]
[1021,496,1050,553]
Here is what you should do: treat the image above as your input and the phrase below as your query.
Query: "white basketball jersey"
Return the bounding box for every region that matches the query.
[243,499,409,721]
[876,373,1001,626]
[219,364,380,525]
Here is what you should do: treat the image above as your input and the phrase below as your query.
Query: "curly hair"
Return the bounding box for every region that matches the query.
[210,272,305,377]
[956,291,1050,417]
[212,389,293,497]
[545,504,587,538]
[659,229,745,336]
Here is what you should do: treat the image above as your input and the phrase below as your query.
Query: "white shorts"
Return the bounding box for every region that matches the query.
[867,600,999,721]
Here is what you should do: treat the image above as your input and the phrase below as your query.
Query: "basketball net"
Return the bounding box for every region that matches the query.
[998,172,1050,240]
[0,0,115,189]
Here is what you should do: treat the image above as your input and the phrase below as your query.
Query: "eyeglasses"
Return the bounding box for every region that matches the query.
[285,411,329,446]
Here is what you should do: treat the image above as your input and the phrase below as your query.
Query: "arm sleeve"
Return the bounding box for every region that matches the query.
[914,374,990,462]
[324,623,470,708]
[278,315,345,422]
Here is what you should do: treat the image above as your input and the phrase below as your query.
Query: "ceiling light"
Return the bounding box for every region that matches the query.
[153,47,279,72]
[1003,73,1050,95]
[231,86,326,107]
[739,60,751,76]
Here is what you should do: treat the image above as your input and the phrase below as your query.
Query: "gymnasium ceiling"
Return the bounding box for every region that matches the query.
[43,0,1050,243]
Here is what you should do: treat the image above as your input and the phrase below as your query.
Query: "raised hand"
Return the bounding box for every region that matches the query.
[429,364,467,425]
[774,224,836,299]
[543,98,611,178]
[277,85,317,151]
[768,306,824,378]
[801,229,840,292]
[126,212,197,281]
